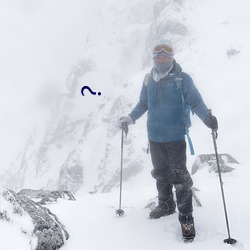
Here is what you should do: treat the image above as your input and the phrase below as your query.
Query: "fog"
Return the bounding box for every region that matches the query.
[0,0,96,172]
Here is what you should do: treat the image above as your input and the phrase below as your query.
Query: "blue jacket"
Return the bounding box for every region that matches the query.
[129,62,209,143]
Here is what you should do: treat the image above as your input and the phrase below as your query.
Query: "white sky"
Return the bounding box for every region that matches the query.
[0,0,94,171]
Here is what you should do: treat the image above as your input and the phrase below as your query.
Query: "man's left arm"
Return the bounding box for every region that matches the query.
[183,73,218,130]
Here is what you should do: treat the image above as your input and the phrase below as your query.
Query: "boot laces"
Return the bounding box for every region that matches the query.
[182,223,194,231]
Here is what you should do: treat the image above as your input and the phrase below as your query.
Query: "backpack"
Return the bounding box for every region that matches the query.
[143,71,195,155]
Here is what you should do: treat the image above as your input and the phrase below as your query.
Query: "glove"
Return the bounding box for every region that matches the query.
[204,113,218,131]
[117,115,134,129]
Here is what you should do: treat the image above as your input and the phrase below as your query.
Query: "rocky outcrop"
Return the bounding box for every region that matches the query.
[17,189,76,205]
[191,154,239,175]
[0,189,69,250]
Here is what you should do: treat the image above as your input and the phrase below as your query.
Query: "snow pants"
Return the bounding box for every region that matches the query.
[149,140,193,223]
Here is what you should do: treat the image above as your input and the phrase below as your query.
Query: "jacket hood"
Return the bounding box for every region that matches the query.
[170,60,182,75]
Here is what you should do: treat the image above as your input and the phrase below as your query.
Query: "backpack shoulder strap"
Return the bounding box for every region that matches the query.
[173,72,185,104]
[174,71,195,155]
[173,72,183,89]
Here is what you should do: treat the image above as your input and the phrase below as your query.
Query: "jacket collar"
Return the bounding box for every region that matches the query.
[151,59,182,81]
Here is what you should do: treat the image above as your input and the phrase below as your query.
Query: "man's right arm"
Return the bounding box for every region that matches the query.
[129,83,148,123]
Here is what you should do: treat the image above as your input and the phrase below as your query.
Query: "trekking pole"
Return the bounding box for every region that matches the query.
[115,122,128,216]
[209,110,237,244]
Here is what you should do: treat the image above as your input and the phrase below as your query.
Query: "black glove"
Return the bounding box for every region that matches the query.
[204,113,218,131]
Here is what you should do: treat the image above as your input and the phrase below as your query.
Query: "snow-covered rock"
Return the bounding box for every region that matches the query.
[0,189,69,250]
[17,189,76,205]
[191,154,239,175]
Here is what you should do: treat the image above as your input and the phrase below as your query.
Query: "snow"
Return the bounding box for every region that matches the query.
[47,162,250,250]
[0,193,37,249]
[1,0,250,249]
[0,222,34,250]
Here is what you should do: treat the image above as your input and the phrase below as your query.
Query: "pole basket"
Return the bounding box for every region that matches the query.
[224,238,237,245]
[115,209,125,216]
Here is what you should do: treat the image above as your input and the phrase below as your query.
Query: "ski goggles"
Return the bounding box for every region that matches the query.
[153,44,174,58]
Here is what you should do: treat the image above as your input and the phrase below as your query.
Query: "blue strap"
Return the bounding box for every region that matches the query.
[175,75,195,155]
[185,128,195,155]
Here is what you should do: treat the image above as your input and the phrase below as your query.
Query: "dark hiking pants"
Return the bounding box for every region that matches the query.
[149,140,193,223]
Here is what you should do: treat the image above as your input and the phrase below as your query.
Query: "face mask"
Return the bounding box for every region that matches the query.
[154,60,173,74]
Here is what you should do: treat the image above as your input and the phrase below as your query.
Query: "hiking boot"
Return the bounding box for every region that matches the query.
[149,205,176,219]
[181,222,195,242]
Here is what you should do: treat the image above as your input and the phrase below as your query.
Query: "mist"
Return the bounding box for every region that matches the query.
[0,0,96,172]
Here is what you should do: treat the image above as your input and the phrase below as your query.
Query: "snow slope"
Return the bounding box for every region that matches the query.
[47,160,249,250]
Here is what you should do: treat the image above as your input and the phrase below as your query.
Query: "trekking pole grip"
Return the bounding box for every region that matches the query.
[208,109,218,139]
